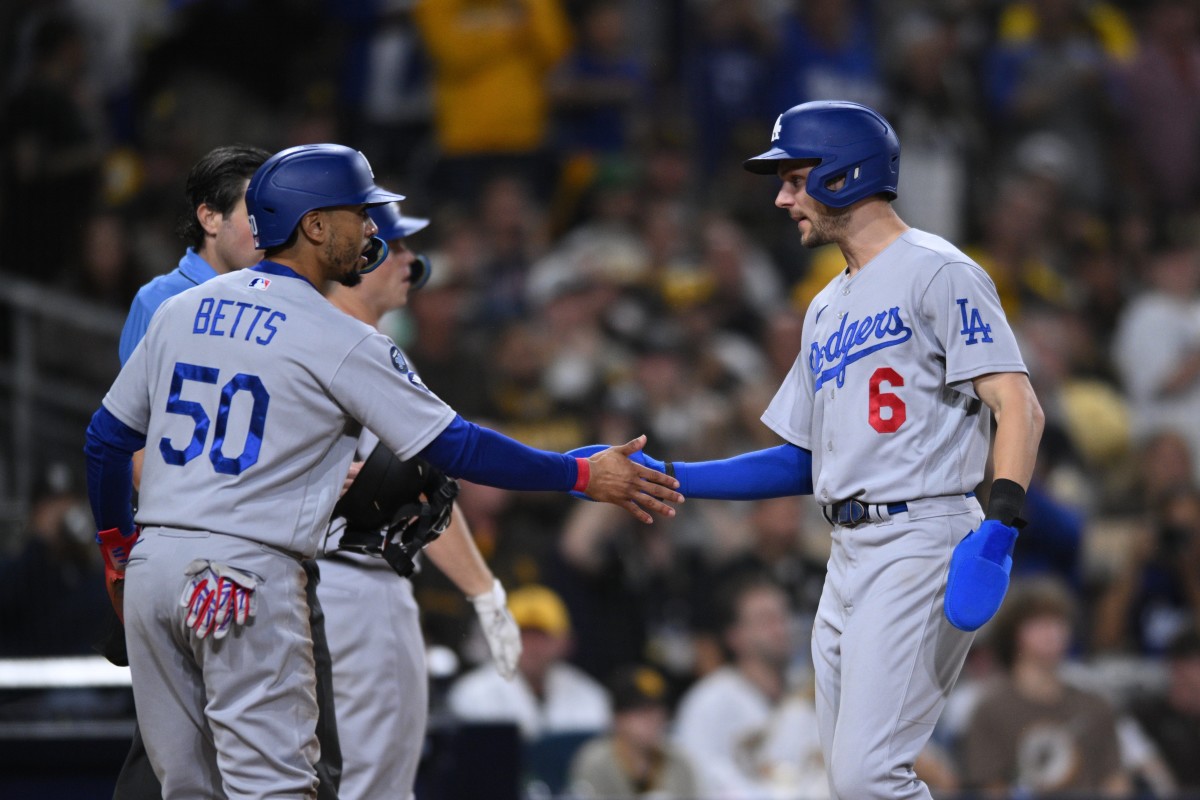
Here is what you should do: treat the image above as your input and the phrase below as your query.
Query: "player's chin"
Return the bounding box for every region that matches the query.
[337,266,363,288]
[800,228,828,249]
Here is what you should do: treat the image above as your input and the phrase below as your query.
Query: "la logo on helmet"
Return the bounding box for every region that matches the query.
[771,115,782,142]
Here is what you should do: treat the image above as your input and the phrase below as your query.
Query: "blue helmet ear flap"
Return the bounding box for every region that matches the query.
[409,254,432,290]
[806,148,900,208]
[359,237,388,274]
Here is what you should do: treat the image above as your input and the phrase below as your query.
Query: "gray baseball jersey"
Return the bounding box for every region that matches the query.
[761,228,1026,800]
[102,267,456,557]
[762,228,1026,506]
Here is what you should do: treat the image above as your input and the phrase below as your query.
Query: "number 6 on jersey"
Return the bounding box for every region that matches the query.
[868,366,905,433]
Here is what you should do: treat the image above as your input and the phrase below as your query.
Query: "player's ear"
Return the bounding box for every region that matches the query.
[297,209,326,243]
[196,203,222,238]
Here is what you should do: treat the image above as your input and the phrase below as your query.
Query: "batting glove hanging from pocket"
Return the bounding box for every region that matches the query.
[944,520,1018,631]
[180,559,259,640]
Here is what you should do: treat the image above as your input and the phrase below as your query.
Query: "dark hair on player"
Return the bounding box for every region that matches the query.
[177,144,271,251]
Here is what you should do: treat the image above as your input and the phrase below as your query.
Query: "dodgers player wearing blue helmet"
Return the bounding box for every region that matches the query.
[101,144,345,800]
[365,199,433,288]
[571,100,1044,799]
[84,143,681,798]
[319,198,522,800]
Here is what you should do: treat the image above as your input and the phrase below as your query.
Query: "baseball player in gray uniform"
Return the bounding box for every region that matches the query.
[319,199,521,800]
[84,143,681,799]
[106,143,344,800]
[573,101,1044,800]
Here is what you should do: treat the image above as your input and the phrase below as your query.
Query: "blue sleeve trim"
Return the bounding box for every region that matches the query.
[84,406,147,534]
[419,415,576,491]
[672,444,813,500]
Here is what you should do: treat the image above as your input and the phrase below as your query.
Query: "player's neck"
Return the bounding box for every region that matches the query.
[265,251,327,289]
[841,206,909,276]
[328,287,381,328]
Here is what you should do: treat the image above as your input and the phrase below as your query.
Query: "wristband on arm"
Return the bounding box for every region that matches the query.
[986,478,1027,528]
[572,458,590,494]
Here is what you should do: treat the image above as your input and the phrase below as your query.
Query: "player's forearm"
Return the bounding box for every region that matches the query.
[85,406,146,534]
[419,415,578,491]
[423,505,494,598]
[977,373,1044,489]
[989,392,1044,490]
[646,444,814,500]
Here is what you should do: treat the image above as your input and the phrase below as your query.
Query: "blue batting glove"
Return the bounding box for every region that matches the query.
[944,519,1018,631]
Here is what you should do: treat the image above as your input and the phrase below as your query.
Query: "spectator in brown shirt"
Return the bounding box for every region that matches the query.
[962,577,1131,796]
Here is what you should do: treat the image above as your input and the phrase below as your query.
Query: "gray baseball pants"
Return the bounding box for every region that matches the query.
[812,496,980,800]
[124,526,321,799]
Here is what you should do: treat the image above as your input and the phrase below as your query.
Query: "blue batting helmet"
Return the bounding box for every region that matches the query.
[246,144,406,249]
[367,200,434,288]
[743,101,900,208]
[368,201,430,242]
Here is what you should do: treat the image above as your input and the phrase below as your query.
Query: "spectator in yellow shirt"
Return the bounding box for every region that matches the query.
[416,0,572,202]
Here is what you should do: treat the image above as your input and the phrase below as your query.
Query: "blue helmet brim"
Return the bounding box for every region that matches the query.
[743,145,827,174]
[364,187,406,206]
[376,214,429,241]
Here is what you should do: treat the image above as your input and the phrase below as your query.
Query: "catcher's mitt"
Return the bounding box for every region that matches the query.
[331,442,459,577]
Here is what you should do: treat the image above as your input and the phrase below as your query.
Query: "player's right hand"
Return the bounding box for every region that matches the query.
[578,435,683,524]
[565,444,660,500]
[97,527,140,624]
[180,559,259,640]
[944,519,1018,631]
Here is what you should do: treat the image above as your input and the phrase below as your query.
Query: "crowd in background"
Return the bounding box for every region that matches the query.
[2,0,1200,797]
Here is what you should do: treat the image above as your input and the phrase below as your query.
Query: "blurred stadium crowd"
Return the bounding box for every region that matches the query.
[2,0,1200,797]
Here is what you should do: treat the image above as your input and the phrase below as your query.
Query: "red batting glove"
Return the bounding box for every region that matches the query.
[96,527,140,623]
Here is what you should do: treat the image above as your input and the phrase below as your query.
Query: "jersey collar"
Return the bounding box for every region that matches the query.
[178,247,220,286]
[252,260,318,291]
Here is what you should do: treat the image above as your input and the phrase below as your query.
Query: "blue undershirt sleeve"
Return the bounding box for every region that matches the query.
[419,415,578,491]
[84,406,147,535]
[643,444,813,500]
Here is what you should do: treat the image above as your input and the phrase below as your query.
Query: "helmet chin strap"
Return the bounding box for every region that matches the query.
[359,236,388,274]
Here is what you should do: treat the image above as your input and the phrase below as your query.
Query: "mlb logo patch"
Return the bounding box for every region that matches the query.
[248,277,271,290]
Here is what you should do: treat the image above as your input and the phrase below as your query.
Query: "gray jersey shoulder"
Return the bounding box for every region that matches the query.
[104,270,455,556]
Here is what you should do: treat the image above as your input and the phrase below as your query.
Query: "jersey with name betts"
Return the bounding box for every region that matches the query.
[101,264,456,557]
[762,229,1026,507]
